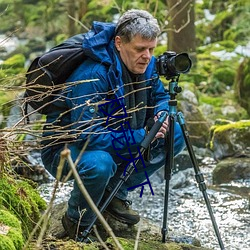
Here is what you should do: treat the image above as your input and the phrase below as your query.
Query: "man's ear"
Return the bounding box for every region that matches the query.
[115,36,122,51]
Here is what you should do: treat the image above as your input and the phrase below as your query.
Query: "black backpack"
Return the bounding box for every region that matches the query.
[24,34,87,115]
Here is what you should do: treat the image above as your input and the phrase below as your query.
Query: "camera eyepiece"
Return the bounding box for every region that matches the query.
[156,51,192,79]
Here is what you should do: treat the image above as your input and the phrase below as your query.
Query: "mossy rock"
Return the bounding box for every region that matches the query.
[106,237,210,250]
[209,120,250,160]
[0,209,24,250]
[0,174,47,239]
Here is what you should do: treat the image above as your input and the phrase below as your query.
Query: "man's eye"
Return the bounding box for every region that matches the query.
[136,48,144,52]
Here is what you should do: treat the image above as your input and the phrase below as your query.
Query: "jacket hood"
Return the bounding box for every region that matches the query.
[82,21,116,65]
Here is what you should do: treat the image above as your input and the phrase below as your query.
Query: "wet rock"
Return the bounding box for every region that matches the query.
[179,100,211,148]
[213,157,250,184]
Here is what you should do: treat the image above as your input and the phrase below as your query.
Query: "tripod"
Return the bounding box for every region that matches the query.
[82,76,225,250]
[161,77,225,249]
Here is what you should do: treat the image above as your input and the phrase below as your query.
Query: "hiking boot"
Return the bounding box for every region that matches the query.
[61,213,97,243]
[105,196,140,225]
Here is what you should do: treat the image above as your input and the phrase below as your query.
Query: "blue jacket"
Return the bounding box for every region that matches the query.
[44,21,170,153]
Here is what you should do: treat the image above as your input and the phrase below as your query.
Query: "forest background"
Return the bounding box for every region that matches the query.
[0,0,250,249]
[0,0,250,125]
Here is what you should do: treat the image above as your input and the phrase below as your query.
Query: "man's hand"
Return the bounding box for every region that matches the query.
[154,112,169,139]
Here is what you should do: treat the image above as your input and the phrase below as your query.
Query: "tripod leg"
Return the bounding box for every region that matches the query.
[177,112,225,250]
[162,114,175,243]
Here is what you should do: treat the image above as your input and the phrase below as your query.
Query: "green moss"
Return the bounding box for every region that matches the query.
[213,67,235,86]
[106,237,206,250]
[0,209,24,249]
[0,209,21,229]
[209,120,250,150]
[213,120,250,133]
[1,54,25,69]
[0,175,47,239]
[199,95,224,107]
[0,235,16,250]
[7,228,24,249]
[235,57,250,115]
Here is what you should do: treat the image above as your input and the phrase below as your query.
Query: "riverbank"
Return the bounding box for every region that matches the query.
[38,155,250,250]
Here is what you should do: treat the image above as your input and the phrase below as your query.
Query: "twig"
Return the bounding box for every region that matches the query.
[134,219,142,250]
[68,14,89,31]
[93,225,109,250]
[61,148,124,250]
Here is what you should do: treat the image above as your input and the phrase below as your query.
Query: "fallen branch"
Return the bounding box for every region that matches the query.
[61,148,124,250]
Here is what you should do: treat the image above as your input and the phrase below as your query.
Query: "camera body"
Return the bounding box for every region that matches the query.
[156,51,192,79]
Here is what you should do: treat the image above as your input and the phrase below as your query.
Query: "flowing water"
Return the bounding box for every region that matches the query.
[38,156,250,250]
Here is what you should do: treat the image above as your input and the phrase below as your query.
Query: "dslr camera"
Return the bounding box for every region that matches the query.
[156,51,192,79]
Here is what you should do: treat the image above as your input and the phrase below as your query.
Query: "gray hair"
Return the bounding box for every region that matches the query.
[115,9,160,43]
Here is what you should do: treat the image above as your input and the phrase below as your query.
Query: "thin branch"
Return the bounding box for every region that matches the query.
[68,14,90,32]
[93,225,110,250]
[61,148,124,250]
[134,219,142,250]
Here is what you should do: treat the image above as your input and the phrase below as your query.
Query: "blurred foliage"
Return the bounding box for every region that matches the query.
[0,0,250,120]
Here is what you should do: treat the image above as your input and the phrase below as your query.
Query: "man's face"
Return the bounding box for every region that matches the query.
[115,35,157,74]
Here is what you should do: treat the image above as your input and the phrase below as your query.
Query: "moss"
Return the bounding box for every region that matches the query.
[7,228,24,249]
[1,54,25,69]
[213,67,235,86]
[0,174,47,239]
[106,237,207,250]
[199,95,224,107]
[209,120,250,151]
[0,235,16,250]
[0,209,24,249]
[0,209,21,229]
[213,120,250,133]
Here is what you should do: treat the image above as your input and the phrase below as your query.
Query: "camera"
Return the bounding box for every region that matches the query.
[156,51,192,79]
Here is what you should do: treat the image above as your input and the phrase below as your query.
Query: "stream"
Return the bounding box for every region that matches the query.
[38,155,250,250]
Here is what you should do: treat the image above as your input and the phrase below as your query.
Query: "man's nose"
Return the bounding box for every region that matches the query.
[142,49,151,59]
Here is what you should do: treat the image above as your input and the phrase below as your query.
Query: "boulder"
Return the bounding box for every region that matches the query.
[41,201,212,250]
[209,119,250,184]
[209,119,250,160]
[213,157,250,184]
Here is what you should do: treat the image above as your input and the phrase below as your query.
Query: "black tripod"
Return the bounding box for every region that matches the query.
[161,77,225,249]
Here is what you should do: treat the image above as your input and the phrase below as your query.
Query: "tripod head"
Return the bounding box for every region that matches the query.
[168,76,182,100]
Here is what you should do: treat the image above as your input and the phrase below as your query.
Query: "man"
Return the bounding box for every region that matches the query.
[41,9,185,241]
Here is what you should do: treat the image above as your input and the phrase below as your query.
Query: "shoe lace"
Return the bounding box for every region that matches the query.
[123,199,132,209]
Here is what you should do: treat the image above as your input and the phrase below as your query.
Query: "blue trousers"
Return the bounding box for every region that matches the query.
[41,122,185,226]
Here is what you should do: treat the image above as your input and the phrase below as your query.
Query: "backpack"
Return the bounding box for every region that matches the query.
[24,34,87,115]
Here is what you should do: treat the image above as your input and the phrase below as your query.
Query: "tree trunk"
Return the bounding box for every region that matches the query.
[167,0,196,62]
[67,0,76,36]
[78,0,88,20]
